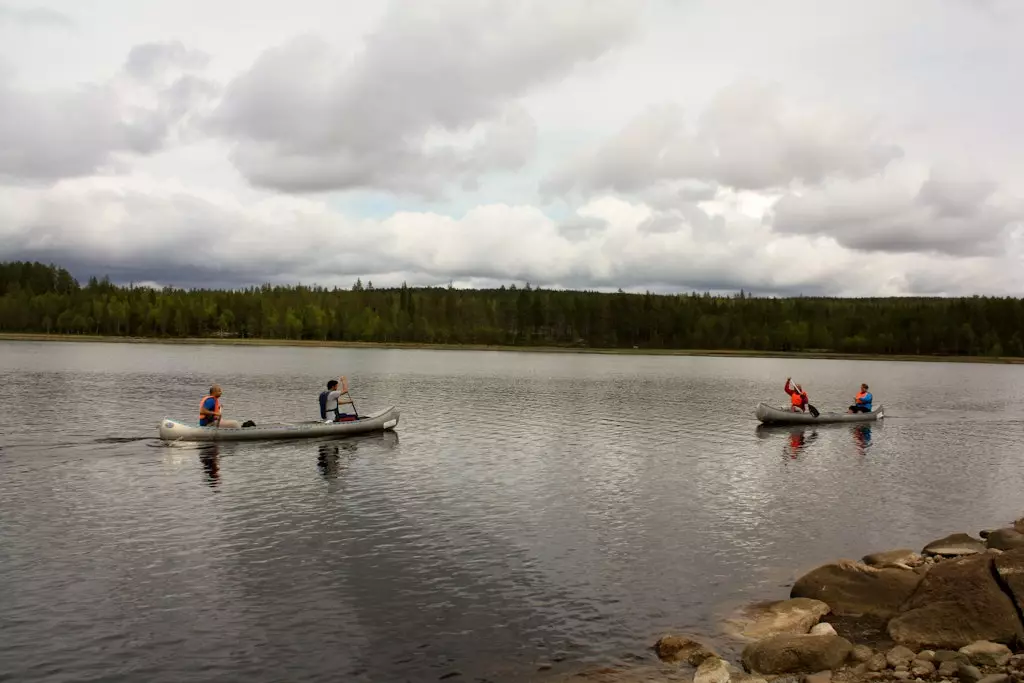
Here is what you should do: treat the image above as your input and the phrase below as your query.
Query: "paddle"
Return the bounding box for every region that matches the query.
[338,375,360,420]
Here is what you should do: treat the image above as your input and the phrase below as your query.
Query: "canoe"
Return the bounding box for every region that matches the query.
[755,402,883,425]
[158,406,400,442]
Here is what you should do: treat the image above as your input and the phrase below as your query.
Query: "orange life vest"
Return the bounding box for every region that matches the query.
[791,391,804,407]
[855,391,867,404]
[199,395,221,425]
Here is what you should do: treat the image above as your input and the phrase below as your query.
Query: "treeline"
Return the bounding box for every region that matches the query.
[1,261,1022,357]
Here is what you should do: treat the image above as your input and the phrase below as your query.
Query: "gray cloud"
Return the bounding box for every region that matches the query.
[0,4,72,28]
[768,166,1023,256]
[557,215,608,241]
[211,0,642,196]
[0,42,218,182]
[124,41,210,82]
[543,82,904,198]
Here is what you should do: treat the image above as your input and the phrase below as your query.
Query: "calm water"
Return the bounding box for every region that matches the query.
[3,341,1024,683]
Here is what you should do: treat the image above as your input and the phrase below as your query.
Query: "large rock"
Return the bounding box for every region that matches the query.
[863,549,922,569]
[986,529,1024,551]
[790,560,923,618]
[741,634,853,675]
[887,553,1024,649]
[725,599,832,641]
[654,634,717,665]
[993,547,1024,614]
[923,533,987,557]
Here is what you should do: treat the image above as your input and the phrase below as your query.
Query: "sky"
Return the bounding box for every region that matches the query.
[1,0,1023,296]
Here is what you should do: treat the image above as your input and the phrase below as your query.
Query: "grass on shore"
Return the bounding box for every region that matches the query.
[2,332,1023,365]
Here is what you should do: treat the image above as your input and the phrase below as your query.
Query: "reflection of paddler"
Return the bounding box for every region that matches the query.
[852,424,872,450]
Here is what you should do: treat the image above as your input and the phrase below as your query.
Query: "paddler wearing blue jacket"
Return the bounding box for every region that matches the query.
[848,383,873,413]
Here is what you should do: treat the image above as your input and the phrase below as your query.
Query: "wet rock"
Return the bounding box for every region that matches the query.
[865,653,888,672]
[810,623,838,637]
[958,663,983,683]
[923,533,987,557]
[977,676,1009,683]
[850,645,874,663]
[916,651,937,663]
[892,672,911,680]
[803,671,832,683]
[888,646,919,669]
[993,548,1024,617]
[790,560,923,619]
[1009,655,1024,673]
[939,660,961,677]
[887,554,1024,649]
[958,641,1012,668]
[863,549,923,569]
[911,660,937,677]
[695,657,731,683]
[741,634,853,675]
[654,635,717,665]
[726,599,832,641]
[985,528,1024,551]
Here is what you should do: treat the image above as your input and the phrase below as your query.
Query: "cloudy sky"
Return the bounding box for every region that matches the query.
[1,0,1023,296]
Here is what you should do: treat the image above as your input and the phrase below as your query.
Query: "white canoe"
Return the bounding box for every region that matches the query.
[755,402,883,425]
[158,406,400,442]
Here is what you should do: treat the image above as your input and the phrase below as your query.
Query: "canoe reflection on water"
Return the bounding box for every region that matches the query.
[194,430,400,486]
[755,422,875,458]
[316,430,400,479]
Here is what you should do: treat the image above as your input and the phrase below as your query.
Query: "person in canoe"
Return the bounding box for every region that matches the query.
[784,377,809,413]
[319,377,358,422]
[199,385,241,428]
[848,383,873,413]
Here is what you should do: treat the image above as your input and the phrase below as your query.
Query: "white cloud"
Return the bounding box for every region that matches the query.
[2,174,1022,297]
[1,0,1023,296]
[209,0,642,197]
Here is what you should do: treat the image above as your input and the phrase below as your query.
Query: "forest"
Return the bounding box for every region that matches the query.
[1,261,1022,357]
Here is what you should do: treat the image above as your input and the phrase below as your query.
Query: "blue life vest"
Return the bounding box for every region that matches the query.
[318,390,330,420]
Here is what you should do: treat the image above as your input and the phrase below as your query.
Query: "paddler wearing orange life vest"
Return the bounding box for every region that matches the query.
[848,383,873,414]
[199,384,241,428]
[784,377,809,413]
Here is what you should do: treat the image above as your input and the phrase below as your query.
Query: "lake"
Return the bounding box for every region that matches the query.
[2,340,1024,683]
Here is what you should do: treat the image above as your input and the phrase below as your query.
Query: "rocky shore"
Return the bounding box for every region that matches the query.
[546,518,1024,683]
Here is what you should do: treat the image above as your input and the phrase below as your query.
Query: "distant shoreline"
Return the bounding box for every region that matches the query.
[2,332,1023,365]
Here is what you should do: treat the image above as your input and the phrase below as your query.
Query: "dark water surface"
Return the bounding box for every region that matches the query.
[3,341,1024,682]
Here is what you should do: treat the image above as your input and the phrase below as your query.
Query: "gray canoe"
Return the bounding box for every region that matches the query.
[158,406,400,442]
[755,402,883,425]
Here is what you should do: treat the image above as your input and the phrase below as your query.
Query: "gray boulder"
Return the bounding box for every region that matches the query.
[695,657,731,683]
[993,548,1024,616]
[654,634,717,665]
[742,634,853,675]
[790,560,923,618]
[862,549,922,569]
[887,553,1024,649]
[959,641,1012,668]
[986,528,1024,551]
[922,533,986,557]
[725,598,832,641]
